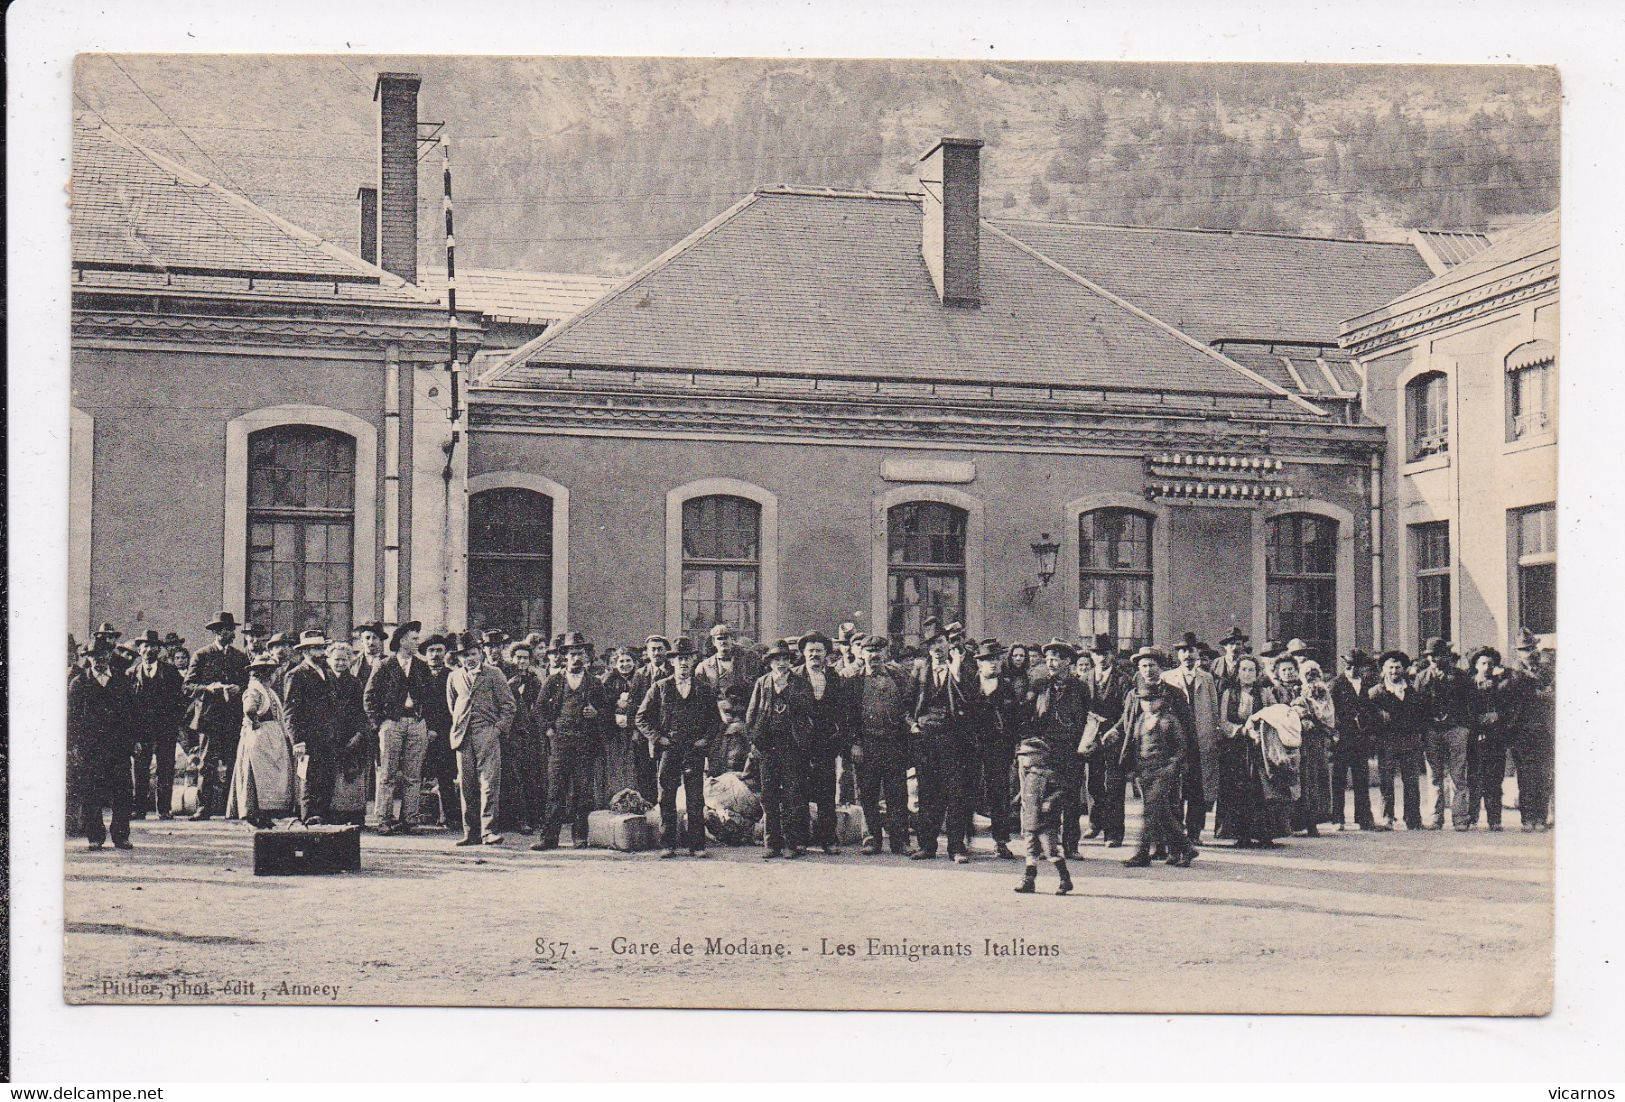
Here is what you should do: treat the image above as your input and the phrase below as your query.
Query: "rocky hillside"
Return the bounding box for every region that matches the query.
[75,55,1559,276]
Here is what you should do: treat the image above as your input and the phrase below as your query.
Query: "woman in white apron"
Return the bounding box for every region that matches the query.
[226,654,297,828]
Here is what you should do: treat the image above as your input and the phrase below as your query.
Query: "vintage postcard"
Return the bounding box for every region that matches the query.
[64,53,1556,1014]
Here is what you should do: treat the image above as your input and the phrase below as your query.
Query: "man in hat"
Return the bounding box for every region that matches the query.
[1164,632,1222,846]
[127,629,186,820]
[1028,639,1090,859]
[93,622,133,677]
[447,631,516,846]
[502,640,547,834]
[795,631,848,854]
[695,623,761,710]
[746,640,812,857]
[1257,640,1286,689]
[1013,641,1082,896]
[183,612,250,819]
[831,622,859,674]
[1329,648,1382,830]
[627,635,673,802]
[534,631,611,849]
[70,640,138,849]
[842,634,912,856]
[965,639,1024,859]
[1211,628,1249,691]
[1508,628,1553,831]
[1116,646,1199,868]
[907,618,976,862]
[1413,637,1473,830]
[420,633,462,829]
[1081,633,1133,846]
[636,637,721,857]
[364,621,436,834]
[352,622,386,682]
[1368,649,1426,830]
[282,630,339,823]
[262,633,295,693]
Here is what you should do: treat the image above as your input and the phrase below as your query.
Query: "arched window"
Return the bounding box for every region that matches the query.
[680,495,761,645]
[1078,508,1153,655]
[1266,513,1339,665]
[246,425,356,635]
[1406,371,1450,460]
[469,488,553,636]
[887,501,967,647]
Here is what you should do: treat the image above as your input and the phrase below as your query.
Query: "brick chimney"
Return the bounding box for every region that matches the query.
[374,72,421,283]
[918,137,983,308]
[357,187,378,266]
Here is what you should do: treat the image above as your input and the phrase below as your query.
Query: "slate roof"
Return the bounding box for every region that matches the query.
[991,218,1436,345]
[1214,342,1361,398]
[71,114,436,308]
[1408,228,1495,274]
[487,188,1324,408]
[416,268,618,325]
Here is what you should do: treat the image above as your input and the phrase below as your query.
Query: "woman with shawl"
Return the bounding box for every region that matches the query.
[1216,654,1281,846]
[1287,658,1337,837]
[226,654,297,829]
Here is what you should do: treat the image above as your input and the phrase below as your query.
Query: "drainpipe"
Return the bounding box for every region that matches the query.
[1369,449,1383,651]
[383,345,401,629]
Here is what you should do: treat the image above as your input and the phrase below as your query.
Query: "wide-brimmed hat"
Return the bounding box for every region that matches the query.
[1467,646,1503,669]
[94,621,121,638]
[558,630,591,652]
[1174,631,1202,652]
[944,621,967,642]
[972,639,1005,663]
[390,621,423,651]
[480,629,509,648]
[1040,637,1078,660]
[1087,632,1114,655]
[1377,649,1412,670]
[761,640,794,663]
[161,632,186,648]
[265,631,294,649]
[1340,647,1374,668]
[1130,645,1169,668]
[295,629,329,650]
[833,621,858,644]
[1258,638,1284,660]
[133,629,164,648]
[670,637,699,659]
[1285,637,1312,656]
[644,634,671,650]
[1514,627,1541,652]
[85,638,115,659]
[1421,636,1455,659]
[450,630,483,655]
[248,654,282,674]
[1219,626,1249,646]
[204,612,238,632]
[421,633,447,651]
[919,618,947,645]
[353,621,385,639]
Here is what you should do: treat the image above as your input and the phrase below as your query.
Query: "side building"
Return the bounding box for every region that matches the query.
[468,137,1441,659]
[1341,211,1559,655]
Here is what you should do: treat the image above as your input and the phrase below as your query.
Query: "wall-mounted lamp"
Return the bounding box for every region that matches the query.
[1021,532,1062,605]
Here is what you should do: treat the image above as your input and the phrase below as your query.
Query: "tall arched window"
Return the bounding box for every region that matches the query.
[681,495,761,645]
[246,425,356,635]
[887,501,967,647]
[469,488,553,635]
[1078,508,1153,654]
[1406,371,1450,460]
[1266,513,1339,664]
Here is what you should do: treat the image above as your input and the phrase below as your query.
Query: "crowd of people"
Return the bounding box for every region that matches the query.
[66,610,1556,895]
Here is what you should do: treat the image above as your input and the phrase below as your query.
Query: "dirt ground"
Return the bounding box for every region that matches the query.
[63,788,1552,1016]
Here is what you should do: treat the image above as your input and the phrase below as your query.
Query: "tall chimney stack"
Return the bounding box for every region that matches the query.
[357,187,378,266]
[918,137,983,308]
[374,72,421,283]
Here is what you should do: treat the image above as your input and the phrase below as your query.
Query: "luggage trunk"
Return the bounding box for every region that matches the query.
[586,810,654,851]
[253,825,361,876]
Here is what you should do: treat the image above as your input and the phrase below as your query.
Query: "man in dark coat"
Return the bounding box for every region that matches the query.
[420,633,461,829]
[1080,633,1133,846]
[183,612,250,819]
[964,639,1023,859]
[1329,648,1382,830]
[1368,650,1426,830]
[364,621,437,834]
[1115,647,1198,868]
[503,641,547,833]
[745,640,812,858]
[907,617,976,863]
[627,635,673,802]
[126,629,186,820]
[533,631,612,850]
[282,630,340,823]
[844,635,913,856]
[1509,629,1554,831]
[795,631,847,854]
[636,637,721,857]
[70,641,137,849]
[1413,637,1474,830]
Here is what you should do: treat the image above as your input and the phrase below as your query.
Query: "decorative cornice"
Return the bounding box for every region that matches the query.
[470,386,1384,461]
[72,308,462,358]
[1341,262,1558,357]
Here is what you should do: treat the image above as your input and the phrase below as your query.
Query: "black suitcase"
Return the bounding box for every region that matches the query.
[253,825,361,876]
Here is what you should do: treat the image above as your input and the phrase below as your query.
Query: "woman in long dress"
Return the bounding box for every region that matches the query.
[1217,655,1281,846]
[1287,658,1336,837]
[226,655,296,829]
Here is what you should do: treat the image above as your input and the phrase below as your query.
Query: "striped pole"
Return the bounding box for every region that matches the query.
[442,136,460,439]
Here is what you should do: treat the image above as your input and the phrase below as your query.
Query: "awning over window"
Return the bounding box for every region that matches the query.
[1506,339,1556,373]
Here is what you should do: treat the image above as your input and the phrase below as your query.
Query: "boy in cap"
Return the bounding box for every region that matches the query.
[1013,641,1080,895]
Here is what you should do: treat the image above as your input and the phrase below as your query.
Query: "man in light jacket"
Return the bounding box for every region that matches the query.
[447,631,516,846]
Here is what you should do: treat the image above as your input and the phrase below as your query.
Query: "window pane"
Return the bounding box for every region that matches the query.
[683,495,760,563]
[1266,514,1338,663]
[888,502,968,566]
[1519,562,1556,635]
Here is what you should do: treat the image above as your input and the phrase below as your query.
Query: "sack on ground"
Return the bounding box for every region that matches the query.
[608,787,651,814]
[704,772,762,846]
